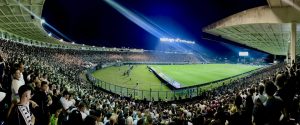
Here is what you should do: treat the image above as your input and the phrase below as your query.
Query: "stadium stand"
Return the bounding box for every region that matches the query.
[0,39,299,125]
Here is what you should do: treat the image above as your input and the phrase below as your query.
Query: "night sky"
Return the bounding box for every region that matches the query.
[42,0,268,56]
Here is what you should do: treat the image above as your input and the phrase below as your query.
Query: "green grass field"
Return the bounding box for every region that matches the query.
[92,65,170,91]
[92,64,261,91]
[151,64,261,87]
[92,64,261,100]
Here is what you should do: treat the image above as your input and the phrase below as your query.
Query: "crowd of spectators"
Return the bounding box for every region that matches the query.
[0,39,299,125]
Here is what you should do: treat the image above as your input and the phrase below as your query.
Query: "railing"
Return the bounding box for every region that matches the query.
[85,63,265,101]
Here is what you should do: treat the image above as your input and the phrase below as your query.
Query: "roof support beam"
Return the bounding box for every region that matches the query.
[0,14,30,18]
[290,22,296,63]
[267,0,273,8]
[0,3,43,6]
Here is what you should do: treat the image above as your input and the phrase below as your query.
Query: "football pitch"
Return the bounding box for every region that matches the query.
[151,64,261,87]
[92,64,261,91]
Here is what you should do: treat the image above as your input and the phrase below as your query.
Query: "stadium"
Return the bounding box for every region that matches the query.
[0,0,299,125]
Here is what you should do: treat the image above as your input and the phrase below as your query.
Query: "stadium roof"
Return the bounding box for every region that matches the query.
[204,0,300,56]
[0,0,61,44]
[267,0,300,8]
[2,0,295,56]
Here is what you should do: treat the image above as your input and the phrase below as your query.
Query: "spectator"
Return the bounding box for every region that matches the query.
[50,107,62,125]
[0,39,299,125]
[11,68,23,101]
[84,115,98,125]
[91,110,104,125]
[60,91,72,110]
[252,97,266,125]
[264,81,285,125]
[17,61,26,85]
[68,102,85,125]
[31,81,52,125]
[7,85,35,125]
[126,110,134,125]
[50,89,61,114]
[254,84,267,104]
[0,55,4,84]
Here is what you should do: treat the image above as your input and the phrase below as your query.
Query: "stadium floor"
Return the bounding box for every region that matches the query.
[92,64,261,91]
[151,64,261,87]
[92,65,170,91]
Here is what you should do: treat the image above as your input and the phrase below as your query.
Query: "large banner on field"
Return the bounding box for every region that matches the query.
[149,66,181,88]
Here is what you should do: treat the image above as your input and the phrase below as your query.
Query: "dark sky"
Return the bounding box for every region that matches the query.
[42,0,268,55]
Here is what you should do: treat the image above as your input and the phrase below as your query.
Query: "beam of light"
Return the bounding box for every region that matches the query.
[104,0,210,62]
[16,1,73,42]
[43,23,72,42]
[104,0,168,38]
[134,10,174,37]
[282,0,300,11]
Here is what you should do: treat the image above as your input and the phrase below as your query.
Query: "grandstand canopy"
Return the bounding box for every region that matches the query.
[0,0,60,44]
[267,0,300,8]
[2,0,297,57]
[203,0,300,56]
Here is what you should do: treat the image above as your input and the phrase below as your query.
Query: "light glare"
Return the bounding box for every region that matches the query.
[160,38,195,44]
[41,19,45,24]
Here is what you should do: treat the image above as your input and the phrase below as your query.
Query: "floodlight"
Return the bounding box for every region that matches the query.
[160,37,195,44]
[41,19,46,24]
[239,52,249,56]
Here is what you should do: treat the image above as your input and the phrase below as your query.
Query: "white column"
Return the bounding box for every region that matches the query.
[290,22,296,64]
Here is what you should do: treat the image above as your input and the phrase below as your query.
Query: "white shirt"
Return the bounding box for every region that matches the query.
[60,97,73,110]
[127,116,133,125]
[199,104,206,112]
[254,94,267,104]
[11,79,24,100]
[103,117,109,125]
[19,73,25,86]
[26,74,31,81]
[70,98,76,105]
[133,118,140,125]
[0,92,6,102]
[81,111,87,120]
[97,122,104,125]
[111,102,115,108]
[240,94,247,99]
